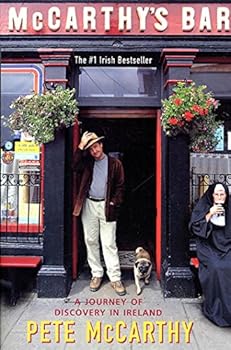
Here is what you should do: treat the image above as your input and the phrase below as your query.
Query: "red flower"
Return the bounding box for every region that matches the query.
[192,105,201,113]
[192,105,207,116]
[168,117,179,125]
[198,108,209,116]
[184,111,194,122]
[199,107,205,116]
[178,121,185,127]
[174,98,183,106]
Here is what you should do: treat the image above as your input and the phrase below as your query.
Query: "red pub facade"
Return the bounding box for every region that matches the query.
[1,0,231,299]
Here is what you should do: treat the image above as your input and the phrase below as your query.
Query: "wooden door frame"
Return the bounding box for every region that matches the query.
[72,120,80,280]
[155,111,162,280]
[72,108,162,280]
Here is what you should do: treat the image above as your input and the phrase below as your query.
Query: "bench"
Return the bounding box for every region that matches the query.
[0,256,42,305]
[189,238,202,296]
[190,257,199,269]
[189,257,201,296]
[189,237,199,267]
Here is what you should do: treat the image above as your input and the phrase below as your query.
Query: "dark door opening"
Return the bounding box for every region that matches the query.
[80,114,156,259]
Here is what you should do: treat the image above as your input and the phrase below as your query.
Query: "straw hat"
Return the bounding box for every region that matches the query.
[84,133,105,150]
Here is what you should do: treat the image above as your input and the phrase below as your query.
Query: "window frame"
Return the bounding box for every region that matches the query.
[77,65,161,108]
[0,64,44,233]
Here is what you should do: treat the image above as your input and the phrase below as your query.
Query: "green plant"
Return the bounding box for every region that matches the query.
[161,81,222,152]
[3,86,79,144]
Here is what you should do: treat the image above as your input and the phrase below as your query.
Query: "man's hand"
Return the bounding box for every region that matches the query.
[78,131,94,150]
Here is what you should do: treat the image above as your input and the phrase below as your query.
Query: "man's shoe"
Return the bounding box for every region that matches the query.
[111,281,126,296]
[90,277,102,292]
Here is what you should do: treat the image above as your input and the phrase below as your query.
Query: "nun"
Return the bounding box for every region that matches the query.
[189,182,231,327]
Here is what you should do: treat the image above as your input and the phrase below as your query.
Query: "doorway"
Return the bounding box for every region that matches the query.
[79,109,156,261]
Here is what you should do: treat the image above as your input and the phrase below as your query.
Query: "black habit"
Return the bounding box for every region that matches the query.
[189,182,231,327]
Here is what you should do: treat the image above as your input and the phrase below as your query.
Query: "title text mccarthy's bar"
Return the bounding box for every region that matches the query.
[0,3,230,36]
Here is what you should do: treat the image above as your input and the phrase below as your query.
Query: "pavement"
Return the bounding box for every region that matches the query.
[1,270,231,350]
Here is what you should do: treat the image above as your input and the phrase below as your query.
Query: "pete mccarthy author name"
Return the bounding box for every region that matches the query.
[27,320,194,344]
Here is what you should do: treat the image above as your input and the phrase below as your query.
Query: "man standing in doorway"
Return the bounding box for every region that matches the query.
[73,131,126,296]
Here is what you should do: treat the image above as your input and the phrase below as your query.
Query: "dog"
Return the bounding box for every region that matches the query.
[134,247,152,295]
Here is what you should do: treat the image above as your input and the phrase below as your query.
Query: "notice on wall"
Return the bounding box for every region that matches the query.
[14,141,40,160]
[215,125,224,151]
[15,141,39,154]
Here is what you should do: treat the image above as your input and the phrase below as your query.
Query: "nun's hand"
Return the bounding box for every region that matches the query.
[209,204,224,216]
[209,205,216,216]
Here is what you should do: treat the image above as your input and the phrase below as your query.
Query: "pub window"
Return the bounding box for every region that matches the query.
[190,64,231,153]
[190,63,231,99]
[190,64,231,202]
[0,64,44,233]
[79,67,159,98]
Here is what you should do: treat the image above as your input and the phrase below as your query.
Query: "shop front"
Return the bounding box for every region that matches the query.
[1,1,231,298]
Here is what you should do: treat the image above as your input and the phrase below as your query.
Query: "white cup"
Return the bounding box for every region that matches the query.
[211,204,225,227]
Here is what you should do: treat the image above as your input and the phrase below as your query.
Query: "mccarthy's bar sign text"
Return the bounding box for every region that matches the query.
[0,3,231,35]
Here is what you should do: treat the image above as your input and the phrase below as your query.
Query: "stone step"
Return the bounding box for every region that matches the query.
[118,250,135,269]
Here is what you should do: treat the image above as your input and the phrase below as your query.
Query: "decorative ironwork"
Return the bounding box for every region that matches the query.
[1,173,40,186]
[190,169,231,209]
[1,172,42,236]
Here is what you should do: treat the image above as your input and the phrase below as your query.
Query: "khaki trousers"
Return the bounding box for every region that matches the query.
[81,198,121,282]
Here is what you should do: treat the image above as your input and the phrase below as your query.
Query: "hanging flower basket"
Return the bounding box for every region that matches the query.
[161,81,223,152]
[2,86,79,144]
